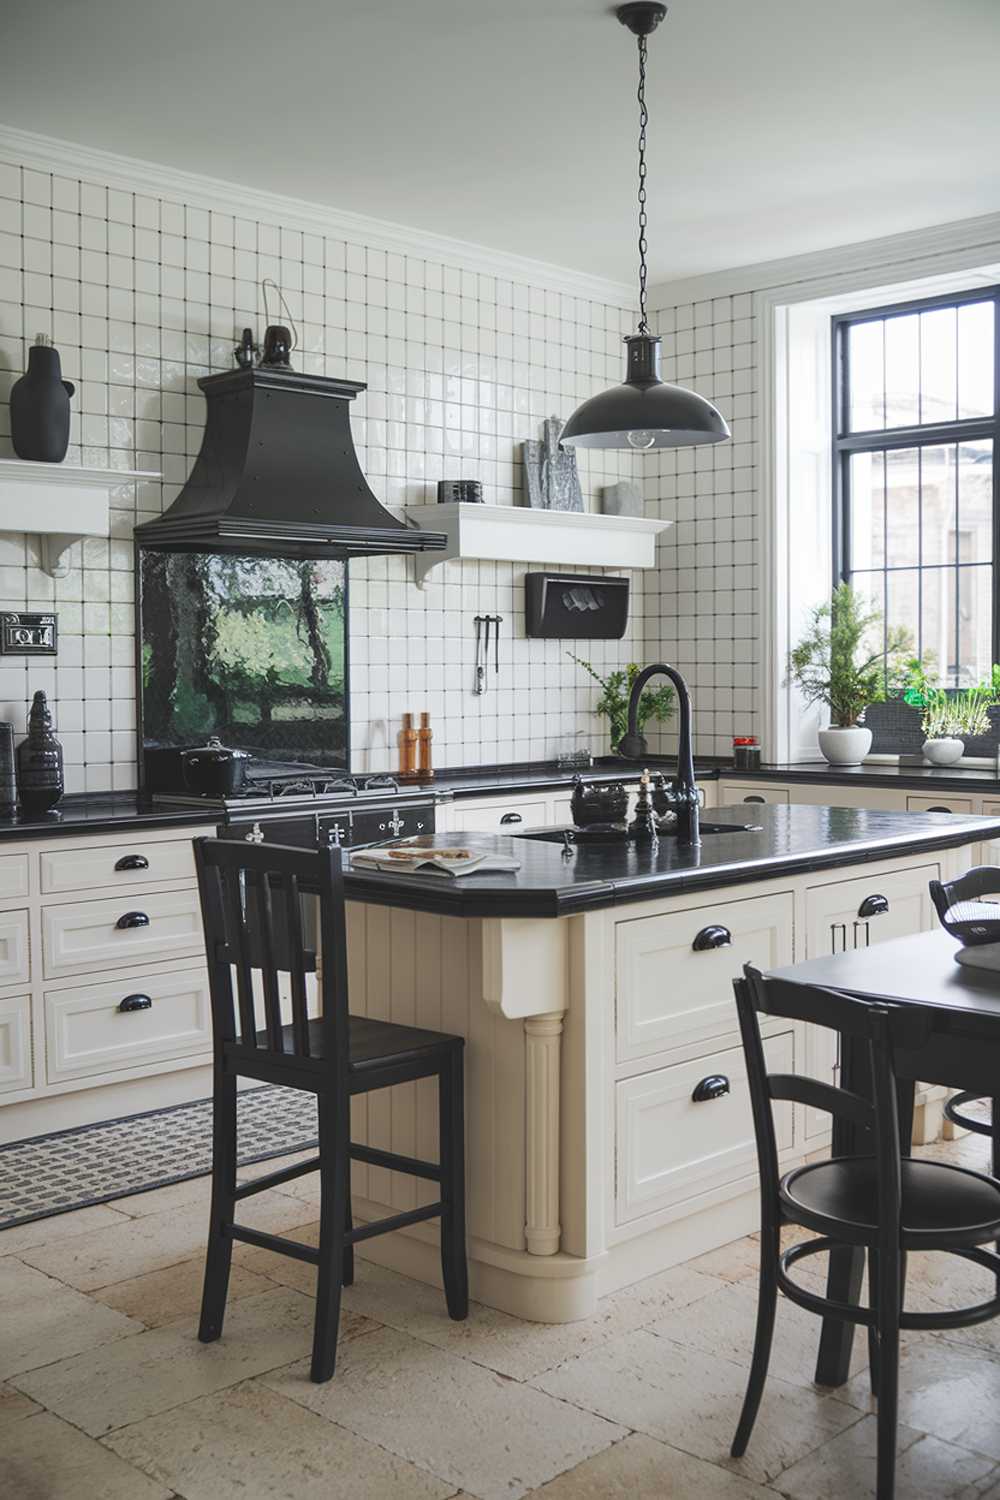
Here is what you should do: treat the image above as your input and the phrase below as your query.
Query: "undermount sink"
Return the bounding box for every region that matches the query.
[513,821,761,846]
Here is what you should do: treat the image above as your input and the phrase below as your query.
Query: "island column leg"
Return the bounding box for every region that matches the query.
[524,1012,563,1255]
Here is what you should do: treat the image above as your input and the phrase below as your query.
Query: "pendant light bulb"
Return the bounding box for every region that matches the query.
[559,4,730,453]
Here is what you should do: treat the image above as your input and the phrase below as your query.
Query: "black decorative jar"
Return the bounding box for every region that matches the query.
[17,691,64,812]
[10,336,75,463]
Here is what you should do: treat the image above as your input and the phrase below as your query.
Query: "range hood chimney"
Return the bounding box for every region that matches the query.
[134,366,446,561]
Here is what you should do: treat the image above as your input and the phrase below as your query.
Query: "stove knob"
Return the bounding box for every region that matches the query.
[244,822,265,844]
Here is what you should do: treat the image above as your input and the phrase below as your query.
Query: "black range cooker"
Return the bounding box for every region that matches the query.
[154,760,437,850]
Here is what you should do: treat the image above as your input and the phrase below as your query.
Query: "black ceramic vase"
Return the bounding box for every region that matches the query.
[17,691,64,812]
[10,336,75,463]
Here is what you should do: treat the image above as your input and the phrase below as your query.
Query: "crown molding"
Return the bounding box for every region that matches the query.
[0,123,637,309]
[647,210,1000,309]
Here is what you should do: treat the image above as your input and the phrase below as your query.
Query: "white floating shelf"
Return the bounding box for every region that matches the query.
[406,502,672,587]
[0,459,162,576]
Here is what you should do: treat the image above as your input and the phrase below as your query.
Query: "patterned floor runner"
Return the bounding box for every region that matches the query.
[0,1086,318,1229]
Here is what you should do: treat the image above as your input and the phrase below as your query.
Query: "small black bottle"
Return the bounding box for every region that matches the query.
[17,691,64,812]
[0,724,16,816]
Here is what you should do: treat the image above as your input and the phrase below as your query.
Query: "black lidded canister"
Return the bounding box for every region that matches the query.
[17,691,64,812]
[0,724,16,815]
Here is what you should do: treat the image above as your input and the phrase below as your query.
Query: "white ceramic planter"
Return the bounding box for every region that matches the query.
[922,737,964,766]
[817,725,873,766]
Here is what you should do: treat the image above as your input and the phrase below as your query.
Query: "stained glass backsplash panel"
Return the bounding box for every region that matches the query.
[140,551,348,767]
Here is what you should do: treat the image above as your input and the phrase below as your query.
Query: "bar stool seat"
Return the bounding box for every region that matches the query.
[250,1015,464,1077]
[782,1155,1000,1246]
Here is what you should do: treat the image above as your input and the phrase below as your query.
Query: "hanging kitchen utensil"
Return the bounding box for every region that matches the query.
[474,616,486,696]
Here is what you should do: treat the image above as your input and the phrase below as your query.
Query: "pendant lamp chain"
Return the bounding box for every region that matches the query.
[635,31,650,335]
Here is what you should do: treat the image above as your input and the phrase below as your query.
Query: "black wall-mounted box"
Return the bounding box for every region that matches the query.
[524,573,630,639]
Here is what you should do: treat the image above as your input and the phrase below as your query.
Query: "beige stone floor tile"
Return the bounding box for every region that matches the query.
[266,1324,625,1500]
[524,1431,774,1497]
[0,1380,42,1430]
[235,1218,321,1292]
[0,1202,130,1257]
[332,1257,717,1381]
[92,1253,275,1328]
[108,1173,211,1217]
[17,1189,315,1291]
[12,1285,365,1437]
[772,1414,998,1499]
[531,1328,862,1487]
[0,1254,143,1379]
[646,1276,868,1390]
[6,1409,172,1500]
[838,1340,1000,1462]
[106,1376,457,1500]
[685,1235,762,1283]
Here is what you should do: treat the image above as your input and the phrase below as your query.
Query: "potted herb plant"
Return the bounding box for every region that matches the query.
[916,683,995,765]
[788,583,910,766]
[568,655,674,754]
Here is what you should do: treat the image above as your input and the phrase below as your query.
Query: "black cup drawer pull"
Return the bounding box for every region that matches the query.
[926,805,953,814]
[116,911,150,930]
[743,795,766,804]
[857,893,889,919]
[500,812,523,825]
[114,853,149,872]
[693,924,732,951]
[692,1074,731,1103]
[117,993,152,1013]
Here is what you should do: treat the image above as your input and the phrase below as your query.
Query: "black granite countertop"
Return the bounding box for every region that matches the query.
[341,802,1000,918]
[0,794,218,841]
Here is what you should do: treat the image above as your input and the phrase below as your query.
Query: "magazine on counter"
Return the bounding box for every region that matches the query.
[350,845,521,877]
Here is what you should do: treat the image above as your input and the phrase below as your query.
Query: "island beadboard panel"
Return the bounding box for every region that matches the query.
[0,146,650,785]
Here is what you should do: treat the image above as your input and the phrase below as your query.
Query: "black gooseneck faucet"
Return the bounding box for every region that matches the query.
[617,663,701,847]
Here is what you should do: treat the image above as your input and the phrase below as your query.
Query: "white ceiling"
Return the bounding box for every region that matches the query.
[4,0,1000,288]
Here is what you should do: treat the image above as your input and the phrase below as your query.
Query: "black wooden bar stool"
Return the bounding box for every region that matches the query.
[733,963,1000,1500]
[193,836,468,1382]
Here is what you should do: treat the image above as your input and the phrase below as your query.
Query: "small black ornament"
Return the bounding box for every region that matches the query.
[17,690,64,813]
[10,336,75,463]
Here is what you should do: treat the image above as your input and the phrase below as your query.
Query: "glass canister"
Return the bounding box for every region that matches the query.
[733,735,762,771]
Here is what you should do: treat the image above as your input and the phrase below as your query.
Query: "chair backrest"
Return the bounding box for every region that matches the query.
[930,865,1000,945]
[735,965,934,1245]
[194,836,349,1074]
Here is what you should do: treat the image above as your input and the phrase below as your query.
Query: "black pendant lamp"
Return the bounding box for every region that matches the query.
[560,3,730,452]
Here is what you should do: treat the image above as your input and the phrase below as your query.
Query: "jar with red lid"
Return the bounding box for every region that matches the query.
[733,735,761,771]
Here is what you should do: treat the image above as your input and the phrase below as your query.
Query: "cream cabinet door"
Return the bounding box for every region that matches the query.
[45,965,211,1082]
[615,1031,794,1224]
[801,863,939,1138]
[981,802,1000,864]
[615,890,794,1064]
[43,889,203,979]
[0,993,31,1094]
[905,795,975,815]
[447,796,550,833]
[719,782,790,806]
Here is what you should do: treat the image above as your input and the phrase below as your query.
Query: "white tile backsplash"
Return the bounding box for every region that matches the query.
[0,149,654,782]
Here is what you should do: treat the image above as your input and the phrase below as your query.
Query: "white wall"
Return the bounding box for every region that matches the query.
[0,130,648,787]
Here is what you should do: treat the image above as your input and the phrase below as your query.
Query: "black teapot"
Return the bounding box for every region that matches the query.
[570,776,629,829]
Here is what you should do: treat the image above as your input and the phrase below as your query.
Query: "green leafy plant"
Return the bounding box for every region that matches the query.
[787,583,911,728]
[568,655,674,749]
[920,684,995,740]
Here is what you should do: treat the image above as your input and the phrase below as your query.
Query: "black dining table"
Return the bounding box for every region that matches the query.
[768,927,1000,1387]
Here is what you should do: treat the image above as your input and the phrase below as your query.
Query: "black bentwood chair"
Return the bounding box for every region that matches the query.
[733,963,1000,1500]
[194,836,468,1382]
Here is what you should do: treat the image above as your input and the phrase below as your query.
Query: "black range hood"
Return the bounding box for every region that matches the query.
[134,366,446,561]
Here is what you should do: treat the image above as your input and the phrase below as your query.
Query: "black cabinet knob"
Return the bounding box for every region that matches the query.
[926,805,953,814]
[857,893,889,919]
[116,911,150,930]
[692,924,732,951]
[118,993,152,1013]
[692,1074,731,1103]
[743,795,766,804]
[114,853,150,872]
[500,812,523,825]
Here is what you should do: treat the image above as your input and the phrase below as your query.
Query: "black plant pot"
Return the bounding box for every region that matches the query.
[10,339,75,463]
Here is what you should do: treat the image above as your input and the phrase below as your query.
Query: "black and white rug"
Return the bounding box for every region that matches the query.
[0,1086,318,1230]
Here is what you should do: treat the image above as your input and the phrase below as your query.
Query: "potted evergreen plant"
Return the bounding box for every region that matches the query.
[788,584,910,766]
[568,655,674,754]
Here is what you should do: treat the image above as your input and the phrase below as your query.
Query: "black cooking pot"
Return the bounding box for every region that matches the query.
[180,737,252,797]
[570,776,629,828]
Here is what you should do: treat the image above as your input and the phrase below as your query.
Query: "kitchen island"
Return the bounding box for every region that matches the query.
[338,803,1000,1321]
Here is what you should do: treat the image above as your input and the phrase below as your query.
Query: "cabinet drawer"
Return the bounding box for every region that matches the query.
[616,1031,794,1224]
[0,910,30,986]
[45,966,211,1083]
[42,889,203,979]
[449,799,548,832]
[0,855,29,902]
[41,838,195,895]
[720,783,790,806]
[616,891,794,1064]
[0,992,31,1094]
[905,795,974,815]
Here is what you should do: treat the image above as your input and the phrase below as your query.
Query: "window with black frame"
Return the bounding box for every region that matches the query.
[833,287,1000,688]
